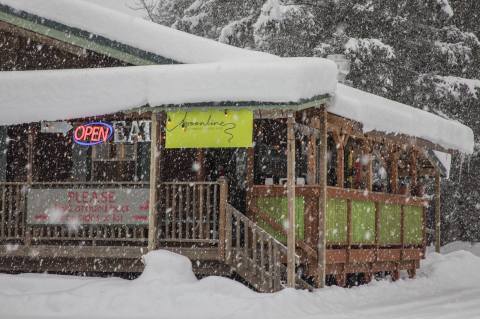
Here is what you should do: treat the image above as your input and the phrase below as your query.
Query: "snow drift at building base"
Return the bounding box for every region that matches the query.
[1,248,479,319]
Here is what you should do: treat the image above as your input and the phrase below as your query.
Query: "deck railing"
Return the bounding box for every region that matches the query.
[225,203,310,292]
[0,182,149,245]
[0,183,26,241]
[0,181,222,247]
[157,182,221,245]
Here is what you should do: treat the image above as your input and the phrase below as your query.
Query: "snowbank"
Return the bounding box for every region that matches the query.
[332,84,475,154]
[0,58,337,125]
[1,246,480,319]
[438,241,480,256]
[0,0,276,64]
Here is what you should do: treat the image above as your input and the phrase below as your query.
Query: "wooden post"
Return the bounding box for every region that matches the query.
[346,199,352,264]
[410,148,418,194]
[317,106,328,288]
[25,125,34,247]
[390,149,399,194]
[225,202,233,265]
[286,113,296,288]
[307,134,317,185]
[196,149,205,181]
[218,177,228,261]
[148,112,163,252]
[363,141,373,192]
[245,147,255,219]
[435,171,441,253]
[332,131,346,188]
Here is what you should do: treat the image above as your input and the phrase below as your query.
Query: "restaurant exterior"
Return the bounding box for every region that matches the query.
[0,0,474,292]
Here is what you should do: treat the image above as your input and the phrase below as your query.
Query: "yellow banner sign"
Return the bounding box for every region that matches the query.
[165,109,253,148]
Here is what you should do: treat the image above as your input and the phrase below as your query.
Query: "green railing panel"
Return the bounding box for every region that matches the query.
[379,204,401,244]
[256,197,305,244]
[404,205,423,245]
[326,198,347,244]
[351,200,376,244]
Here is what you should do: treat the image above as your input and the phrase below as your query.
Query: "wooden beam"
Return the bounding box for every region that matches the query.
[363,141,373,192]
[390,149,399,194]
[410,148,418,192]
[435,171,441,253]
[26,125,34,184]
[218,177,228,260]
[332,131,347,188]
[317,106,328,288]
[0,21,87,57]
[286,113,296,288]
[307,133,317,185]
[245,147,255,219]
[148,112,163,251]
[25,125,35,247]
[196,149,205,181]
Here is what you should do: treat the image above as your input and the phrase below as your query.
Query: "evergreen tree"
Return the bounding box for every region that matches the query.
[142,0,480,244]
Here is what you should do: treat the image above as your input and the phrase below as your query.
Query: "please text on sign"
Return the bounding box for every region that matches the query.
[27,188,149,225]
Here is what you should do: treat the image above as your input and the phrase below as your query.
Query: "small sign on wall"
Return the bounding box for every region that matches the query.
[165,109,253,148]
[27,188,149,225]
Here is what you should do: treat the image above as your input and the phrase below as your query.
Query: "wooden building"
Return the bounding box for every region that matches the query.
[0,1,474,292]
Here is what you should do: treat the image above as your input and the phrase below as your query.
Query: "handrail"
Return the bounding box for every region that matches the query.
[0,181,219,186]
[225,203,305,292]
[251,184,427,207]
[327,186,428,207]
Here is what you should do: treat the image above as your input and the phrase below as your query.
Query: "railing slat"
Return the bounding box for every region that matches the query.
[165,185,170,240]
[199,184,204,239]
[192,185,197,239]
[178,185,183,240]
[186,184,191,240]
[206,185,211,239]
[171,185,177,239]
[1,185,5,239]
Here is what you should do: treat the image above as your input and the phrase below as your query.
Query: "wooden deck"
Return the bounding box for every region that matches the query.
[0,180,426,291]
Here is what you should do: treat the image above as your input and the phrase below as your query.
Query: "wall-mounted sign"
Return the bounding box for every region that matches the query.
[27,188,149,225]
[111,120,151,143]
[41,121,73,135]
[73,122,113,146]
[165,109,253,148]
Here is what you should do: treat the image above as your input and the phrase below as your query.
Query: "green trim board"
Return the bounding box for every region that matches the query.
[351,200,376,244]
[0,4,177,65]
[379,204,402,245]
[326,198,423,246]
[404,205,423,244]
[132,96,330,114]
[256,197,304,244]
[326,198,347,244]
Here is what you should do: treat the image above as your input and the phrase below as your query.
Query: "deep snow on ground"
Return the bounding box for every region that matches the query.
[1,245,479,319]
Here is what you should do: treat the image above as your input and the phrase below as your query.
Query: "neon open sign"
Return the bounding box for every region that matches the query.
[73,122,114,146]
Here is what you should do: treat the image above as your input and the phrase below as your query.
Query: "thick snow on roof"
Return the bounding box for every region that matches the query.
[0,0,474,153]
[79,0,145,18]
[0,0,276,64]
[0,58,337,125]
[332,84,474,154]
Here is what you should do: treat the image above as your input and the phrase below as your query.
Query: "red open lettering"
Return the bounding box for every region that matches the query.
[74,122,113,146]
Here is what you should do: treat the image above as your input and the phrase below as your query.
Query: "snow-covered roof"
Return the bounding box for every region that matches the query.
[0,0,474,154]
[332,84,474,154]
[0,0,276,64]
[0,58,336,125]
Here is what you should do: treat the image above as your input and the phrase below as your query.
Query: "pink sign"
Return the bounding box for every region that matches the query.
[27,188,149,225]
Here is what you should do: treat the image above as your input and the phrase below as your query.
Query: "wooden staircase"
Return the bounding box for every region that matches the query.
[223,204,313,292]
